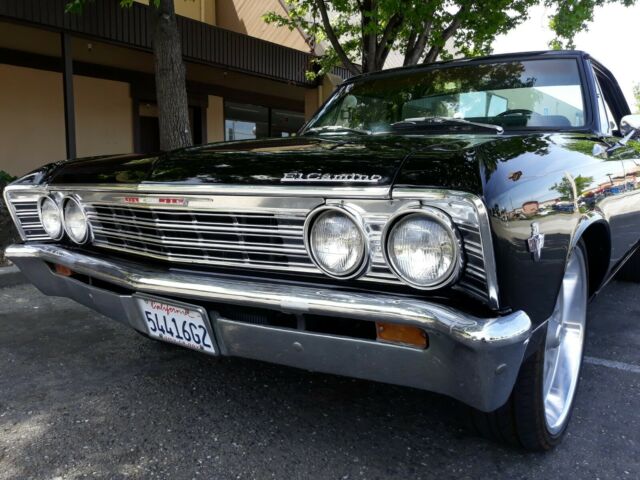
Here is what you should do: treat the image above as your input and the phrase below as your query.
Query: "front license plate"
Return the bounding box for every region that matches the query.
[135,296,216,355]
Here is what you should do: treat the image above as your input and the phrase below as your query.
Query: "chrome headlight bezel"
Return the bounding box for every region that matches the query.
[62,196,91,245]
[304,205,370,280]
[37,195,64,241]
[382,206,463,290]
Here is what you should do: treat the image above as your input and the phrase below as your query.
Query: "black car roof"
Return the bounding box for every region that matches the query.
[344,50,591,83]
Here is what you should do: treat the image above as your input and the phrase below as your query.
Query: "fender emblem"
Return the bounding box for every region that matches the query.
[281,172,382,183]
[527,222,545,262]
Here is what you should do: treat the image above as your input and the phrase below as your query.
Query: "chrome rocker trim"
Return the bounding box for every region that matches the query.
[6,243,531,411]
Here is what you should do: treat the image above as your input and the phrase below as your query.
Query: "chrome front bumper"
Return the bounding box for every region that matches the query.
[6,243,531,411]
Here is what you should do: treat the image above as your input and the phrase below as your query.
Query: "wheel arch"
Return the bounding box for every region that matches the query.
[571,216,611,297]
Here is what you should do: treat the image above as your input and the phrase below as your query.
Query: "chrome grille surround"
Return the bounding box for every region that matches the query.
[3,184,499,308]
[3,188,49,241]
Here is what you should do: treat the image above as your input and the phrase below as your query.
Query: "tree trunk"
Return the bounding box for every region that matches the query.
[152,0,192,151]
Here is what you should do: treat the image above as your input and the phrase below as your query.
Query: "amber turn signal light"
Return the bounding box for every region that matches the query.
[376,322,428,349]
[54,264,73,277]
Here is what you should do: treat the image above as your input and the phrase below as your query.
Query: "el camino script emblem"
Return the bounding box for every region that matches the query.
[281,172,382,183]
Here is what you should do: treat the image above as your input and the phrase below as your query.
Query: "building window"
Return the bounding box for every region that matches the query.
[224,102,269,141]
[271,109,305,137]
[224,102,305,140]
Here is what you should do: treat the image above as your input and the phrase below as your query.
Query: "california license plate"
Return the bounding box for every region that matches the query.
[135,295,217,355]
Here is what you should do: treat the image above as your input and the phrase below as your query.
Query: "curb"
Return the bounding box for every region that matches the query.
[0,265,26,289]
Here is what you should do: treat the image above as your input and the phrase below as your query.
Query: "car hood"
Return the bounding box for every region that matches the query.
[43,133,566,196]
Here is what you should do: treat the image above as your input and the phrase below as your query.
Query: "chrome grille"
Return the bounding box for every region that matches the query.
[83,197,490,302]
[457,222,489,301]
[86,204,316,273]
[4,186,498,308]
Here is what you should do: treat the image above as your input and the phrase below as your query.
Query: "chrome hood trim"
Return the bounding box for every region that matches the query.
[27,183,392,199]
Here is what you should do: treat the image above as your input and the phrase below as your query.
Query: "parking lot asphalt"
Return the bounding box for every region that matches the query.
[0,280,638,480]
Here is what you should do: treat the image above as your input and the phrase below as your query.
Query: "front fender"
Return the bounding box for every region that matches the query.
[480,133,624,326]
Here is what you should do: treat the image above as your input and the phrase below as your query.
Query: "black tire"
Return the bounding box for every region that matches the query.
[470,241,588,450]
[616,247,640,282]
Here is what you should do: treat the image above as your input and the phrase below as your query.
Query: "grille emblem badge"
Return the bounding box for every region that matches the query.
[527,222,545,262]
[122,196,188,206]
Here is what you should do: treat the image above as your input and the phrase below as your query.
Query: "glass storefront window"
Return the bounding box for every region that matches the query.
[224,102,305,140]
[224,102,269,141]
[271,109,305,137]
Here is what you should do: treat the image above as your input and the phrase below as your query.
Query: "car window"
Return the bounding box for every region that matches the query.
[594,71,620,135]
[594,78,611,135]
[306,59,586,133]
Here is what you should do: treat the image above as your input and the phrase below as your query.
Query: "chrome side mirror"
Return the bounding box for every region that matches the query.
[620,114,640,139]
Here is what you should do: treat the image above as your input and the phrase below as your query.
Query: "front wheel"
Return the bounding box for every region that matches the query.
[471,241,588,450]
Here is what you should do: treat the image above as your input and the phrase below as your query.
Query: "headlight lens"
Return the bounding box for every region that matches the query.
[39,196,63,240]
[385,211,459,288]
[63,197,89,244]
[308,209,366,277]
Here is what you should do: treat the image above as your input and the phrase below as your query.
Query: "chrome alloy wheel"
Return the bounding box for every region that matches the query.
[543,247,587,435]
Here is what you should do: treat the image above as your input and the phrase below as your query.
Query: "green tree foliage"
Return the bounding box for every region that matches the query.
[633,82,640,113]
[0,171,16,185]
[550,0,637,49]
[266,0,637,78]
[0,171,18,266]
[551,174,594,201]
[65,0,147,12]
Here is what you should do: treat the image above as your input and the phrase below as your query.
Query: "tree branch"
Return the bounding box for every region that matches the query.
[423,4,468,64]
[360,0,377,72]
[404,27,418,60]
[404,20,432,66]
[375,12,404,68]
[423,46,438,64]
[314,0,361,75]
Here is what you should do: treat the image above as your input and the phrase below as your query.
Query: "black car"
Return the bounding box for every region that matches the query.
[4,50,640,450]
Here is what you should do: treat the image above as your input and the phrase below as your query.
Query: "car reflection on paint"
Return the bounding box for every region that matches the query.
[552,202,576,213]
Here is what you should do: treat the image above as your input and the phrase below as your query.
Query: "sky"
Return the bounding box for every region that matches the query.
[492,3,640,112]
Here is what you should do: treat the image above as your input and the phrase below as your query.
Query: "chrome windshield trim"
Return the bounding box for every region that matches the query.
[392,188,500,309]
[36,183,392,199]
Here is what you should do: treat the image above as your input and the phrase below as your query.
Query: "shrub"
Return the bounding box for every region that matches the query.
[0,171,18,266]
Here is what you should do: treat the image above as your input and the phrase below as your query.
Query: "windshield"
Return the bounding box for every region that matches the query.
[304,58,586,134]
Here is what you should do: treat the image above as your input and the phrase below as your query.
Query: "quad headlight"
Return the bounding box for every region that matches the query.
[383,208,462,289]
[63,196,90,244]
[305,206,368,278]
[38,196,64,240]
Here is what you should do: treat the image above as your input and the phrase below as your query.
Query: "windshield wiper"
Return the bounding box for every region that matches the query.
[303,125,371,136]
[391,116,504,134]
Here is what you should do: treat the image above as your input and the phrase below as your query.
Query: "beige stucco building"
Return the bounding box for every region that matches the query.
[0,0,345,177]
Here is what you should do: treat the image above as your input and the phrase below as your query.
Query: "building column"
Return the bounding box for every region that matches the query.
[61,32,76,159]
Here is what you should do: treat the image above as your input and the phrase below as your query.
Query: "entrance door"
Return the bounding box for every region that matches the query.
[137,103,200,153]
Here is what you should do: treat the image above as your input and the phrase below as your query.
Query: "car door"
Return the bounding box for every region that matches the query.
[592,65,640,265]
